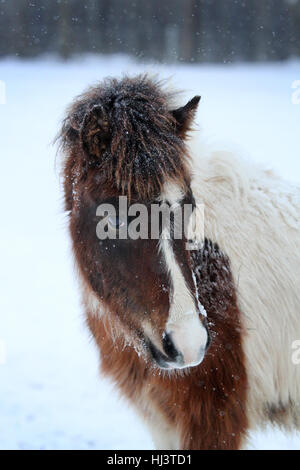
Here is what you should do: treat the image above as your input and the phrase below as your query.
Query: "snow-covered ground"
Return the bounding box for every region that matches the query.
[0,55,299,450]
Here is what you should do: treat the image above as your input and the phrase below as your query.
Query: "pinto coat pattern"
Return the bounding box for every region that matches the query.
[58,75,300,449]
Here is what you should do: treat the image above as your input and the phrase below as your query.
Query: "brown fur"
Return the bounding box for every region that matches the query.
[87,240,248,450]
[59,75,248,450]
[59,75,191,205]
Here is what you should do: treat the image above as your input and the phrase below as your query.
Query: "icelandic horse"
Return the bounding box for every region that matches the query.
[58,75,300,449]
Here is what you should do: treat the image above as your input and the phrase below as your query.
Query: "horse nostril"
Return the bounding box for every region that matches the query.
[162,332,180,361]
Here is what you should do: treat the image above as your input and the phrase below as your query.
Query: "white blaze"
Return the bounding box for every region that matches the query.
[159,181,208,368]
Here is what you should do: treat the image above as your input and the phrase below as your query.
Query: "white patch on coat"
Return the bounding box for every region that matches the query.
[186,202,205,250]
[86,289,102,316]
[192,270,207,317]
[188,138,300,430]
[160,234,207,367]
[159,180,207,322]
[158,181,208,367]
[158,180,184,205]
[136,391,180,450]
[80,277,102,317]
[159,233,198,324]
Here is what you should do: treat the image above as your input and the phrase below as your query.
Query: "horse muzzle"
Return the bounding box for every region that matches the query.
[148,315,210,370]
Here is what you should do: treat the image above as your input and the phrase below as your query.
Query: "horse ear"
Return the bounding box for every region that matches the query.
[80,104,110,157]
[171,95,201,138]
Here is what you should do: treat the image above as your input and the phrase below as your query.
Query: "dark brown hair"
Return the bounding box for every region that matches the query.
[58,75,199,204]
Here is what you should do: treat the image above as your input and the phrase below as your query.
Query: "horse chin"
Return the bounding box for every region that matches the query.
[157,356,205,371]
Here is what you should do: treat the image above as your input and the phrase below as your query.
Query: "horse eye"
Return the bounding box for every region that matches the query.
[108,215,125,229]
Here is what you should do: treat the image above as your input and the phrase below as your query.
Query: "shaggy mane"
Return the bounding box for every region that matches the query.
[58,75,191,201]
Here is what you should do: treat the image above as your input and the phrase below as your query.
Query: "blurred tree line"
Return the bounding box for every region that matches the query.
[0,0,299,62]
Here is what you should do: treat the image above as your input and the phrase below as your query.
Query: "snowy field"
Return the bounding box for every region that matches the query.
[0,55,299,450]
